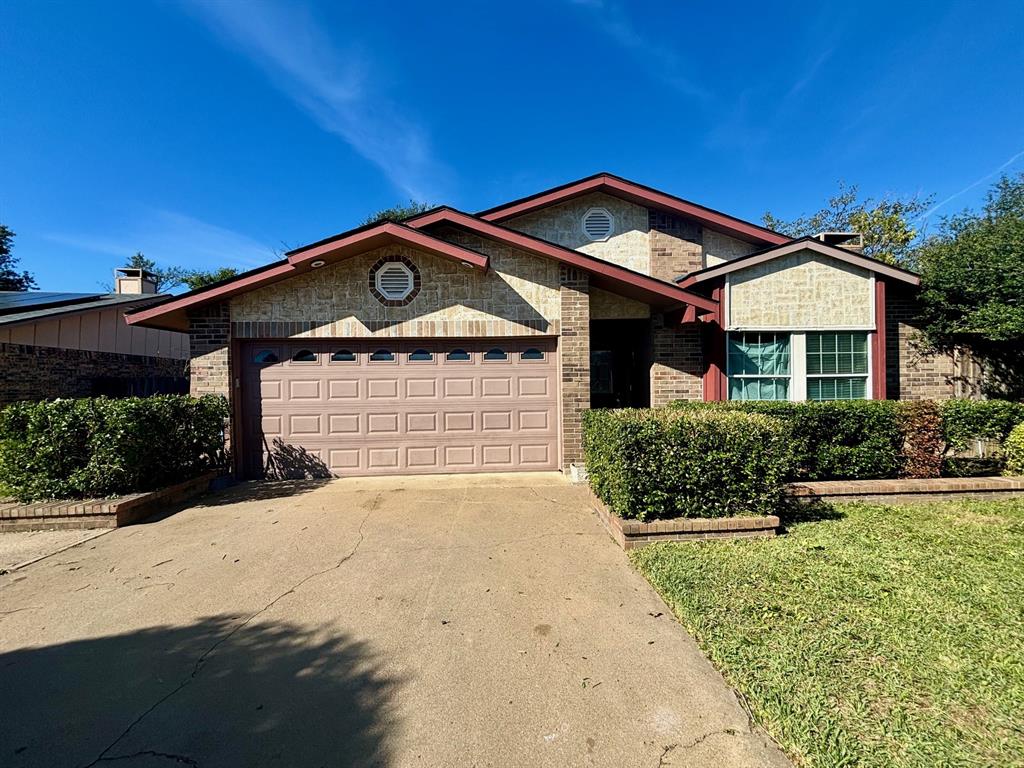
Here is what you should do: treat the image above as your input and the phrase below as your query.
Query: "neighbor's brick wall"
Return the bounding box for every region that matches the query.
[559,266,590,470]
[0,342,187,406]
[648,210,703,281]
[885,289,957,400]
[650,314,703,405]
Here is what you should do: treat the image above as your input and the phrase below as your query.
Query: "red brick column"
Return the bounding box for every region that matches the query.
[559,266,590,471]
[651,314,703,406]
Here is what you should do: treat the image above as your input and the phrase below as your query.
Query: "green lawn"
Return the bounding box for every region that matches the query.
[631,499,1024,768]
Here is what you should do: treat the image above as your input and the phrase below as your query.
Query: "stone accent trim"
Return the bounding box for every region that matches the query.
[650,313,703,406]
[0,472,218,532]
[230,319,557,339]
[789,476,1024,505]
[648,210,703,281]
[588,488,778,550]
[368,253,422,307]
[559,266,590,470]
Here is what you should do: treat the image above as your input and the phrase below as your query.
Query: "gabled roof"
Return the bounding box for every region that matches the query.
[677,237,921,287]
[0,291,167,328]
[126,222,492,332]
[476,172,790,246]
[403,206,718,312]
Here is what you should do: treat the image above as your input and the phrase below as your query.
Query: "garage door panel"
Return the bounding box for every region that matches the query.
[244,339,558,477]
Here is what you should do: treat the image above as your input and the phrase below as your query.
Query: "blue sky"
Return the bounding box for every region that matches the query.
[2,0,1023,292]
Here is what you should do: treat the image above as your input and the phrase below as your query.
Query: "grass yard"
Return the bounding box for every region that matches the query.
[631,499,1024,768]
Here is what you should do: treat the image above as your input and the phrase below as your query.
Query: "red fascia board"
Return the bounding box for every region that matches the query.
[406,208,718,313]
[476,173,789,246]
[125,262,295,329]
[287,222,489,271]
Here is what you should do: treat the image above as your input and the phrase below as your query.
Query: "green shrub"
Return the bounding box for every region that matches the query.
[0,395,229,502]
[582,408,793,521]
[940,399,1024,452]
[1005,423,1024,476]
[669,400,912,479]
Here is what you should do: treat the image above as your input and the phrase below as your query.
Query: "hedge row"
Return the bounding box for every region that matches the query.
[0,395,229,502]
[582,408,792,521]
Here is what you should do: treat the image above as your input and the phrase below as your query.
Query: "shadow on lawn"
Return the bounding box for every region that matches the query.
[0,616,401,768]
[777,496,846,532]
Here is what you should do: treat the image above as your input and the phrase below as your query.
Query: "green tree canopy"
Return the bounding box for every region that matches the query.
[0,225,38,291]
[361,200,435,226]
[763,182,932,266]
[915,173,1024,399]
[119,253,238,293]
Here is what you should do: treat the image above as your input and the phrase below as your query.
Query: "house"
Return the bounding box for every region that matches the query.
[126,173,961,479]
[0,268,189,405]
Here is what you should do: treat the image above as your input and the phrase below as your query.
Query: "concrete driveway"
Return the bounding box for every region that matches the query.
[0,474,789,768]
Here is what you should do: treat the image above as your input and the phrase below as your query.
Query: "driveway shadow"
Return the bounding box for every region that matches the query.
[192,478,334,508]
[1,616,400,767]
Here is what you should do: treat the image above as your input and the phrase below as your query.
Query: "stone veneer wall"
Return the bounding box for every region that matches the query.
[504,192,651,274]
[650,314,703,405]
[589,288,650,320]
[648,210,703,281]
[885,289,957,399]
[729,250,873,329]
[0,343,187,406]
[703,230,759,267]
[231,242,559,338]
[559,266,590,470]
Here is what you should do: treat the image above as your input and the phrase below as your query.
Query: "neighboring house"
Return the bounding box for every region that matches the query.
[0,268,189,405]
[126,173,963,479]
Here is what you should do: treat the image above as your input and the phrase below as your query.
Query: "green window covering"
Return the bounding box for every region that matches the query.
[806,332,869,400]
[727,332,791,401]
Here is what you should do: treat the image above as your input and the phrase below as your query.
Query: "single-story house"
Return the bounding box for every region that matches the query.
[126,173,967,479]
[0,268,189,405]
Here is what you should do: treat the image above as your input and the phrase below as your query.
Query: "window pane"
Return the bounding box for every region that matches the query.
[483,348,508,361]
[727,332,790,376]
[446,349,470,361]
[808,332,869,378]
[253,350,279,364]
[521,348,544,360]
[808,376,867,401]
[369,349,394,362]
[331,350,356,362]
[291,349,317,362]
[409,349,433,361]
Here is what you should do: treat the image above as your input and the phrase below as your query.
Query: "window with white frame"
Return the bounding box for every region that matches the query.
[806,331,869,400]
[726,330,871,402]
[727,332,791,401]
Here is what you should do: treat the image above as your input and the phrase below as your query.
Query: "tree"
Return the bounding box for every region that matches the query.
[762,182,932,266]
[177,266,239,290]
[361,200,434,226]
[122,251,178,292]
[915,173,1024,399]
[0,225,38,291]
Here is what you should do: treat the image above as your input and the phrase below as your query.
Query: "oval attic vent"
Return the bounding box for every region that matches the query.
[582,208,614,241]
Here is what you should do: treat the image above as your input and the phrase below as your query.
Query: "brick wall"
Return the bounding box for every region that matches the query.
[650,314,703,405]
[188,304,231,399]
[559,266,590,470]
[648,210,703,281]
[0,342,187,406]
[885,289,957,400]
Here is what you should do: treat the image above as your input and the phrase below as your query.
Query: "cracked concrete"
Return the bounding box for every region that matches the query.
[0,473,790,767]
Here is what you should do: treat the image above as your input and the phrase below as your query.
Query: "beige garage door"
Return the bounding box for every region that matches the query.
[241,339,559,478]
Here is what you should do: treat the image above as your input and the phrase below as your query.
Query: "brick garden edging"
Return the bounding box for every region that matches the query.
[788,475,1024,505]
[587,488,780,550]
[0,471,219,532]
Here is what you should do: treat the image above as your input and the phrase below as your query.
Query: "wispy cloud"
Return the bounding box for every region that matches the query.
[919,148,1024,220]
[181,0,447,199]
[786,47,835,100]
[45,209,277,269]
[567,0,707,99]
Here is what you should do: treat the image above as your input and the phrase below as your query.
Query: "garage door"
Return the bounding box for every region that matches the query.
[241,339,559,477]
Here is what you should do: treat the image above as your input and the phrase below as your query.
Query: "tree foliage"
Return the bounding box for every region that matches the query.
[0,224,38,291]
[120,252,237,293]
[915,174,1024,398]
[361,200,434,226]
[763,182,932,266]
[177,266,240,290]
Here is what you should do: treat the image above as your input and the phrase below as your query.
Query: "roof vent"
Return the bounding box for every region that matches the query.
[374,262,415,301]
[582,207,614,242]
[815,232,864,253]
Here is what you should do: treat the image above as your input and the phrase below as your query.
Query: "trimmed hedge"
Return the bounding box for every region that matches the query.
[940,399,1024,451]
[1005,424,1024,476]
[669,400,913,480]
[0,395,229,502]
[582,408,793,521]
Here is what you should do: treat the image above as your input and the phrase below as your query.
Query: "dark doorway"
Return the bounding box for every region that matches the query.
[590,320,651,408]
